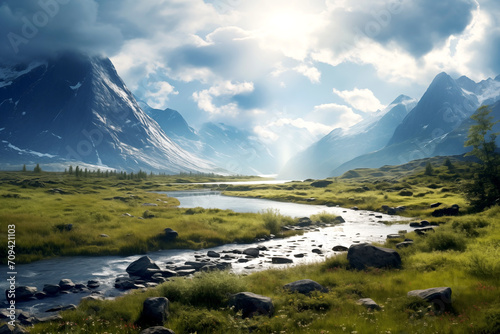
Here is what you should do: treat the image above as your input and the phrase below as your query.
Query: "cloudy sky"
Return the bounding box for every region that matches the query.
[1,0,500,162]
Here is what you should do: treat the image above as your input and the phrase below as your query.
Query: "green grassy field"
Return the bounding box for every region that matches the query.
[0,172,288,263]
[3,157,500,333]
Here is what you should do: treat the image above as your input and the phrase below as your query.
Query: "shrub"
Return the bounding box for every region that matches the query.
[310,211,338,224]
[422,230,467,252]
[261,208,286,234]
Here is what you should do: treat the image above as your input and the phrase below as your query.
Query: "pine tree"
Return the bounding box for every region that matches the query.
[22,164,26,172]
[33,164,42,173]
[463,105,500,210]
[68,165,73,175]
[424,161,433,176]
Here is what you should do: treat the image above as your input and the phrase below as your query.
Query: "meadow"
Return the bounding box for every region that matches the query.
[3,156,500,333]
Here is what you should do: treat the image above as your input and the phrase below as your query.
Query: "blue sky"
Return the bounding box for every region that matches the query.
[1,0,500,163]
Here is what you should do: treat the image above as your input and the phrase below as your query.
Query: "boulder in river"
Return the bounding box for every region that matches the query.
[126,256,160,278]
[332,245,349,252]
[228,292,274,318]
[43,284,60,295]
[271,257,293,264]
[243,248,260,258]
[59,279,75,291]
[11,286,37,301]
[347,243,401,270]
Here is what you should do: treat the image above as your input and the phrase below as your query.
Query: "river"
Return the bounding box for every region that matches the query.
[1,189,413,316]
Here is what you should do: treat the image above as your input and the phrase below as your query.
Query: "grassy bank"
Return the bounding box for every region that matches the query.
[0,172,289,263]
[27,157,500,333]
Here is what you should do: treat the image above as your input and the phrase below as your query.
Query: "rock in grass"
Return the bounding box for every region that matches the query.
[228,292,274,318]
[332,245,349,252]
[407,287,452,311]
[164,228,178,240]
[347,243,401,270]
[357,298,381,310]
[140,327,175,334]
[283,279,327,295]
[396,241,414,249]
[126,256,160,278]
[138,297,169,327]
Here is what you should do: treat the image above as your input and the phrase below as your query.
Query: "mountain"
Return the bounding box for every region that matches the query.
[330,73,500,176]
[0,52,222,174]
[279,95,417,179]
[138,101,278,175]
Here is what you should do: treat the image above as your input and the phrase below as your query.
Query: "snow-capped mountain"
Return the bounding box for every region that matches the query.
[0,52,223,174]
[330,72,500,176]
[137,101,278,176]
[279,95,417,179]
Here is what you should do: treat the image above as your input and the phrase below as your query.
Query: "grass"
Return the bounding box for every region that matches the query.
[0,172,295,263]
[6,157,500,333]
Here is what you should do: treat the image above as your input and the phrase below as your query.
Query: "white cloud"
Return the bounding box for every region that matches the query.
[332,88,385,112]
[143,81,178,109]
[293,64,321,83]
[192,81,254,115]
[308,103,363,128]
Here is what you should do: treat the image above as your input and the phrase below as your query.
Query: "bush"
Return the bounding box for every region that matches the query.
[261,208,286,234]
[310,211,338,224]
[465,248,500,279]
[422,230,467,252]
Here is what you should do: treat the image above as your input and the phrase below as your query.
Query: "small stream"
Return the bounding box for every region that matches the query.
[1,189,413,316]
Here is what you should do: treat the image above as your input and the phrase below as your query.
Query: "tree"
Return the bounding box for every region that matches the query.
[22,164,26,172]
[443,157,454,172]
[463,105,500,210]
[68,165,73,175]
[33,164,42,173]
[424,161,434,176]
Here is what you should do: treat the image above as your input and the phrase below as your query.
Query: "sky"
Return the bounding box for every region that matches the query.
[1,0,500,164]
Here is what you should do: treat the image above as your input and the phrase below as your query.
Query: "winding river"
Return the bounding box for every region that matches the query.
[1,189,413,316]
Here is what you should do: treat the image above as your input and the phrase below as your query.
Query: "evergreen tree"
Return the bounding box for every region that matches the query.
[75,166,80,177]
[463,105,500,210]
[33,164,42,173]
[68,165,73,175]
[443,157,454,172]
[22,164,26,172]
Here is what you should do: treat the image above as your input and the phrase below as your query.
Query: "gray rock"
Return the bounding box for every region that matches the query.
[297,217,312,227]
[312,248,323,254]
[142,203,158,207]
[271,257,293,264]
[386,234,402,239]
[176,269,196,276]
[207,251,220,258]
[126,256,160,278]
[100,234,109,238]
[33,314,63,324]
[387,208,397,215]
[13,286,37,301]
[228,292,274,318]
[160,269,178,278]
[164,228,178,240]
[43,284,60,295]
[139,297,169,327]
[347,243,401,270]
[407,287,452,311]
[283,279,327,295]
[357,298,381,310]
[243,248,260,258]
[87,280,100,289]
[332,245,349,252]
[333,216,346,223]
[59,279,75,291]
[81,294,104,302]
[0,323,29,334]
[140,326,175,334]
[45,304,76,312]
[396,241,414,249]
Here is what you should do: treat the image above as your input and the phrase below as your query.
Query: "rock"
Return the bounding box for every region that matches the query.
[164,228,178,240]
[228,292,274,318]
[386,234,402,239]
[312,248,323,254]
[0,323,29,334]
[207,251,220,258]
[409,222,422,228]
[126,256,160,278]
[100,234,109,238]
[387,207,397,215]
[310,180,333,188]
[294,253,305,258]
[33,314,63,324]
[430,202,442,208]
[43,284,60,295]
[140,327,175,334]
[432,204,459,217]
[407,287,452,311]
[396,241,414,249]
[87,280,100,289]
[11,286,37,301]
[122,213,133,217]
[143,210,156,219]
[271,257,293,264]
[142,203,158,206]
[45,304,76,312]
[139,297,169,327]
[351,206,359,211]
[357,298,381,310]
[59,279,75,291]
[333,216,345,223]
[420,220,430,227]
[243,248,260,257]
[161,269,178,278]
[176,269,196,276]
[347,243,402,270]
[114,278,138,290]
[297,217,312,227]
[381,205,390,211]
[332,245,349,252]
[35,292,47,299]
[415,227,435,235]
[283,279,327,295]
[81,294,104,302]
